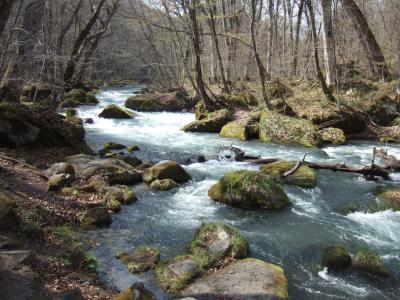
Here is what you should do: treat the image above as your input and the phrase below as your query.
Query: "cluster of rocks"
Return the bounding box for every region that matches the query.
[113,222,289,299]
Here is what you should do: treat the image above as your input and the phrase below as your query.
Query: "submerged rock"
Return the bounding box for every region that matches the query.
[322,244,351,271]
[125,88,194,112]
[208,170,290,210]
[113,282,156,300]
[259,110,322,147]
[99,104,135,119]
[117,246,160,273]
[180,258,288,299]
[375,187,400,211]
[191,222,249,268]
[319,127,346,145]
[260,160,316,188]
[150,179,179,191]
[104,142,127,150]
[352,249,389,277]
[127,144,140,152]
[155,255,200,293]
[142,160,191,183]
[182,109,233,133]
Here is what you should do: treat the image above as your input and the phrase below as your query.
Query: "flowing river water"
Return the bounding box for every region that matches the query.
[79,86,400,299]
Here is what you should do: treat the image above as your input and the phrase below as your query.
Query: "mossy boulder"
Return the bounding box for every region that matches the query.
[104,142,126,150]
[99,104,135,119]
[122,156,142,167]
[367,94,398,126]
[65,116,83,126]
[127,144,140,152]
[260,160,316,188]
[182,109,233,133]
[220,116,259,141]
[375,187,400,211]
[319,127,346,145]
[180,258,288,299]
[107,169,142,185]
[259,110,322,147]
[150,179,179,191]
[322,244,351,271]
[0,193,18,230]
[194,100,207,120]
[155,255,200,293]
[47,173,74,191]
[125,88,194,112]
[113,282,156,300]
[45,162,75,179]
[65,108,77,117]
[352,249,389,277]
[80,206,112,228]
[190,222,249,268]
[208,170,291,210]
[143,160,191,184]
[104,185,137,205]
[60,89,98,108]
[21,83,53,103]
[117,246,160,273]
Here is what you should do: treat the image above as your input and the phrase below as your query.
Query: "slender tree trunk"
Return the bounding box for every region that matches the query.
[207,0,230,93]
[397,39,400,95]
[342,0,390,81]
[292,0,304,76]
[266,0,274,74]
[250,0,271,109]
[321,0,336,89]
[0,0,15,38]
[306,0,335,102]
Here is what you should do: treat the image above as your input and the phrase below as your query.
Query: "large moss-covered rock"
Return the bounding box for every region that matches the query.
[104,185,137,205]
[99,104,135,119]
[180,258,288,299]
[259,110,322,147]
[0,103,85,148]
[260,160,316,188]
[375,187,400,211]
[47,173,74,191]
[113,282,156,300]
[143,160,191,183]
[220,115,259,141]
[208,170,291,210]
[125,88,194,112]
[107,169,142,185]
[182,109,233,133]
[21,83,53,103]
[45,162,75,179]
[191,222,249,268]
[155,255,200,293]
[352,249,389,277]
[117,246,160,273]
[60,89,98,108]
[322,244,351,271]
[0,193,18,230]
[319,127,346,145]
[80,206,112,228]
[150,179,179,191]
[367,94,398,126]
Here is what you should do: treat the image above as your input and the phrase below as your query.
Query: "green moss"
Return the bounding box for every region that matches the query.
[208,170,291,209]
[99,104,135,119]
[118,246,160,273]
[352,249,389,277]
[182,109,233,133]
[319,127,346,145]
[65,108,77,117]
[65,116,83,126]
[127,144,140,152]
[150,179,179,191]
[80,206,112,228]
[220,117,259,141]
[375,187,400,211]
[104,142,126,150]
[322,244,351,271]
[260,160,316,188]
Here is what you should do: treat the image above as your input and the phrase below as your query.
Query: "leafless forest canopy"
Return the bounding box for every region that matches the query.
[0,0,399,97]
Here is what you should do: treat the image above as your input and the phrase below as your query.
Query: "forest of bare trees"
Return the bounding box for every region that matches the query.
[0,0,399,100]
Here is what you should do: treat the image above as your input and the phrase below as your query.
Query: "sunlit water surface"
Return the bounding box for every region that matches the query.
[80,86,400,299]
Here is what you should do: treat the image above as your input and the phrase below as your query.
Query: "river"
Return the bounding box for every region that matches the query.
[79,86,400,299]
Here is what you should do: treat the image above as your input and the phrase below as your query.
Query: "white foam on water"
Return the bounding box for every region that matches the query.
[318,268,369,297]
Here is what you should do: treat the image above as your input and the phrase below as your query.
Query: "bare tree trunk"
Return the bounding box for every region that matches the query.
[187,0,215,108]
[207,0,230,93]
[250,0,271,109]
[398,39,400,95]
[64,0,107,85]
[342,0,390,81]
[266,0,274,74]
[321,0,336,89]
[306,0,335,102]
[0,0,15,38]
[292,0,304,76]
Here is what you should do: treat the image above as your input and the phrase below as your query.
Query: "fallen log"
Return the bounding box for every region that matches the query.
[375,148,400,172]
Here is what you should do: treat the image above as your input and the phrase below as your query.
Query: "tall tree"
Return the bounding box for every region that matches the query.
[292,0,305,75]
[342,0,390,81]
[321,0,336,89]
[0,0,15,38]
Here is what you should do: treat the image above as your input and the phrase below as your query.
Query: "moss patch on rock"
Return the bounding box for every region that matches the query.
[322,244,351,271]
[104,142,126,150]
[260,160,316,188]
[208,170,291,209]
[99,104,135,119]
[117,246,160,273]
[80,206,112,228]
[319,127,346,145]
[220,115,259,141]
[143,160,191,184]
[352,249,389,277]
[60,89,99,108]
[259,110,322,147]
[150,179,179,191]
[182,109,233,133]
